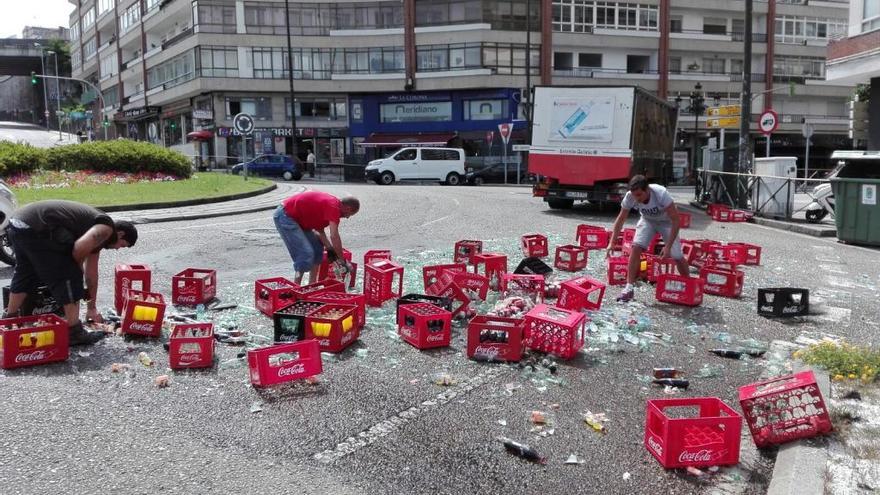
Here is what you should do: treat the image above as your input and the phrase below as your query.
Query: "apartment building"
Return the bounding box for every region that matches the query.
[69,0,853,170]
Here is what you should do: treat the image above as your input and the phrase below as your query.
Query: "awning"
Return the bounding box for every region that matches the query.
[187,130,214,141]
[359,132,455,147]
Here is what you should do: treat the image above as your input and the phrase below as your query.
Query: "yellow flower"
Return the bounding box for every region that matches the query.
[833,374,845,381]
[848,373,858,380]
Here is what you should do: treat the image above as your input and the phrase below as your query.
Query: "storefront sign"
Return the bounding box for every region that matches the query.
[216,127,348,138]
[379,102,452,123]
[193,109,213,120]
[123,106,160,119]
[384,93,450,103]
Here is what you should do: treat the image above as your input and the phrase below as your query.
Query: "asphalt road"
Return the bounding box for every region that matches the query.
[0,121,77,147]
[1,183,878,495]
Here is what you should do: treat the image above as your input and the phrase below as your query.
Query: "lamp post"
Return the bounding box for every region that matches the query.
[284,0,299,167]
[48,50,62,141]
[689,82,705,173]
[34,42,49,131]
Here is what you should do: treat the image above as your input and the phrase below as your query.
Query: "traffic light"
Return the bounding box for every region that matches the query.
[170,121,176,130]
[102,116,110,127]
[30,71,37,85]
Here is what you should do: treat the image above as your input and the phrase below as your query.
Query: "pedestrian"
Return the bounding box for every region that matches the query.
[4,200,138,345]
[274,190,359,285]
[306,148,316,178]
[606,175,689,303]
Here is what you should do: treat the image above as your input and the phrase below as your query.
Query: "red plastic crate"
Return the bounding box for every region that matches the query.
[121,290,167,337]
[363,259,404,307]
[681,240,697,264]
[679,211,692,228]
[645,397,742,469]
[172,268,217,306]
[739,370,832,448]
[467,315,524,363]
[454,239,483,264]
[620,228,636,252]
[398,302,452,350]
[317,248,352,281]
[317,249,358,289]
[700,267,744,298]
[607,252,629,286]
[114,263,151,314]
[576,224,611,250]
[706,203,727,217]
[306,291,366,330]
[554,244,589,272]
[254,277,298,317]
[168,323,215,369]
[500,274,545,301]
[472,252,508,290]
[647,256,679,284]
[452,271,490,301]
[655,274,704,306]
[291,279,346,301]
[422,262,467,291]
[521,234,549,258]
[363,249,392,266]
[712,207,749,222]
[0,314,69,369]
[304,303,359,353]
[523,304,586,360]
[708,244,748,266]
[557,275,606,311]
[273,300,326,343]
[247,340,323,388]
[728,242,762,265]
[425,272,471,316]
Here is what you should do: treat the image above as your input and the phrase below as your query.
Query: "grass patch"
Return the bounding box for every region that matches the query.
[12,172,273,208]
[795,341,880,384]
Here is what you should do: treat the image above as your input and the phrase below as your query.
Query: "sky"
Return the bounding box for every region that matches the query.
[1,0,75,39]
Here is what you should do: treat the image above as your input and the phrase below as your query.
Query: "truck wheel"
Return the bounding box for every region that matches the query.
[445,172,461,186]
[547,199,574,210]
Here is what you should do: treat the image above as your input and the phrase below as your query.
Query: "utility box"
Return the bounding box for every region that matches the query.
[753,157,797,219]
[829,151,880,246]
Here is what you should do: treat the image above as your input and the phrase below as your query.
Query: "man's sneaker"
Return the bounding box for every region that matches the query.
[616,288,635,303]
[69,322,105,346]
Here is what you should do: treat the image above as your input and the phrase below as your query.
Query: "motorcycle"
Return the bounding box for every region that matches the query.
[805,181,835,223]
[0,179,17,266]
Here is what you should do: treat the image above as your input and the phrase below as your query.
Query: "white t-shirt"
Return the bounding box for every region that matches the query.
[621,184,674,222]
[306,153,316,164]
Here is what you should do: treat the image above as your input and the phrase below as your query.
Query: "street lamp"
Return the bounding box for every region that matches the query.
[47,50,62,141]
[34,42,49,131]
[689,82,705,172]
[283,0,300,167]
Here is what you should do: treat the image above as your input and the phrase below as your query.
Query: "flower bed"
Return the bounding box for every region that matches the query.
[7,170,179,189]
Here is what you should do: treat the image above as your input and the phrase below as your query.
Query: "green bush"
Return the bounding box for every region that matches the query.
[45,140,192,178]
[0,141,48,176]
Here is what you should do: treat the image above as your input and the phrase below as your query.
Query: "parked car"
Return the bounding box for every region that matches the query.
[365,147,466,185]
[0,179,17,265]
[465,162,533,186]
[231,154,302,181]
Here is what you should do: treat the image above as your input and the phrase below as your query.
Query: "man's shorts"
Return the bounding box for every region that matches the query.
[273,206,323,273]
[633,220,683,260]
[8,227,85,305]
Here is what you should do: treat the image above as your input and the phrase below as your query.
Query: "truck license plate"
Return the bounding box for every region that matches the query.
[566,191,591,199]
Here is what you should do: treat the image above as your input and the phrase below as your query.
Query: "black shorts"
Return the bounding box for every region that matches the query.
[8,227,85,306]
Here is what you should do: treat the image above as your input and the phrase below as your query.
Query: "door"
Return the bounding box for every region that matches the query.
[392,148,418,179]
[419,148,444,179]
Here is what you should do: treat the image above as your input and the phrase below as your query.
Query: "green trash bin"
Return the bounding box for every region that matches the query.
[830,153,880,246]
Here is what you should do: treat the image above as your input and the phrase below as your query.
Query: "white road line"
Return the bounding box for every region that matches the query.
[140,217,269,234]
[418,214,453,228]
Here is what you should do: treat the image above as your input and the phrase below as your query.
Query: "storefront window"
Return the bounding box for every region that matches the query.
[379,101,453,123]
[464,99,508,120]
[225,97,273,120]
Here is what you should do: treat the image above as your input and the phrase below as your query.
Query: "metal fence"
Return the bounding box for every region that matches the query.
[696,168,831,220]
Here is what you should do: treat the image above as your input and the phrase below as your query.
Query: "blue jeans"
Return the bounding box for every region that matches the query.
[274,206,323,273]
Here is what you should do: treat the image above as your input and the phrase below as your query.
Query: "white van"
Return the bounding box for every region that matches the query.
[365,147,466,186]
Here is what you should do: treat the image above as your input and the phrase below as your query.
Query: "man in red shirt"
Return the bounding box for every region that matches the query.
[274,190,359,285]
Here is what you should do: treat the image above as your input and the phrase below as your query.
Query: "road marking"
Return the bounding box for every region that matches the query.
[418,214,452,228]
[140,217,268,234]
[312,366,505,464]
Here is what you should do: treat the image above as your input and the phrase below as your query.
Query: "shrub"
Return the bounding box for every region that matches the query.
[45,140,192,178]
[0,141,48,176]
[794,341,880,384]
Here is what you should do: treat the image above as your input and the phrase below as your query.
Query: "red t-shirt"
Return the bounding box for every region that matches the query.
[282,191,341,231]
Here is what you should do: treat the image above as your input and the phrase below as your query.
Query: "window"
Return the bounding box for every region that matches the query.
[81,7,96,30]
[481,42,533,75]
[702,58,725,74]
[703,17,727,35]
[379,101,453,123]
[730,59,743,75]
[146,51,195,90]
[669,56,681,74]
[775,15,848,43]
[422,149,461,160]
[199,47,238,77]
[245,3,286,34]
[416,44,480,72]
[865,0,880,21]
[286,97,347,119]
[104,85,119,107]
[626,55,650,73]
[225,97,273,120]
[669,14,682,33]
[198,3,237,33]
[71,50,82,70]
[395,149,417,161]
[98,0,114,16]
[553,51,573,70]
[415,0,483,26]
[578,53,602,67]
[146,0,162,11]
[336,2,403,30]
[732,19,744,36]
[464,99,508,120]
[554,1,657,32]
[83,37,97,61]
[774,56,825,79]
[100,54,118,78]
[121,3,141,33]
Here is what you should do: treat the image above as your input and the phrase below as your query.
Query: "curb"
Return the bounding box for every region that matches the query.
[98,183,277,213]
[749,216,837,238]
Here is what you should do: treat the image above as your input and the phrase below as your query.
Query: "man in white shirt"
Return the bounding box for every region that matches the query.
[306,149,316,178]
[606,175,690,302]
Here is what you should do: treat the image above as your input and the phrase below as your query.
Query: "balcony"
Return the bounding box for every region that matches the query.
[161,27,193,51]
[553,67,659,80]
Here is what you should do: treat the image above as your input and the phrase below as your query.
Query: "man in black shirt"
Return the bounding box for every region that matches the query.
[5,200,138,345]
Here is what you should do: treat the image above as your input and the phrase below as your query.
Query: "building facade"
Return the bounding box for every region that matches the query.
[69,0,854,171]
[22,26,71,40]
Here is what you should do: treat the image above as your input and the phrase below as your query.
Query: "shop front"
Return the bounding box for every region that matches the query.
[215,126,348,167]
[115,106,161,143]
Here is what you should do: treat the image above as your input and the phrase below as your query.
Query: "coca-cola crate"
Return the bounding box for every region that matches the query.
[757,288,809,317]
[398,302,452,350]
[452,271,490,301]
[648,256,679,284]
[500,273,544,302]
[728,242,762,265]
[576,224,611,250]
[121,290,167,337]
[706,203,728,217]
[317,249,358,289]
[467,315,524,363]
[557,275,606,312]
[114,263,151,314]
[247,340,322,388]
[738,370,832,448]
[254,277,298,317]
[273,300,325,343]
[396,293,453,321]
[554,244,589,272]
[700,267,744,298]
[645,397,742,469]
[712,207,749,222]
[707,244,748,266]
[171,268,217,306]
[521,234,549,258]
[620,228,636,252]
[422,262,467,291]
[705,259,738,272]
[304,303,359,353]
[679,212,692,229]
[425,273,471,316]
[291,279,346,301]
[2,285,63,317]
[473,252,508,290]
[454,239,483,264]
[168,323,214,370]
[655,274,704,306]
[607,252,629,286]
[523,304,586,360]
[306,291,366,330]
[681,240,697,264]
[514,257,554,276]
[0,314,69,369]
[363,249,392,266]
[364,259,404,307]
[317,248,351,281]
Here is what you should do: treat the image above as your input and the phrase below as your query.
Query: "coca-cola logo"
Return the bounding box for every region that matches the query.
[318,338,330,346]
[277,362,305,377]
[128,321,155,333]
[426,334,445,342]
[473,345,502,360]
[782,306,802,314]
[177,285,198,295]
[400,327,415,339]
[660,291,681,300]
[678,449,720,463]
[647,436,663,456]
[15,349,52,363]
[31,304,58,315]
[341,332,355,344]
[176,295,197,304]
[177,354,202,364]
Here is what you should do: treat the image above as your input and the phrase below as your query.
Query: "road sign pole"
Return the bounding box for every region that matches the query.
[805,137,810,182]
[503,143,508,185]
[720,128,725,149]
[241,135,248,180]
[766,134,770,157]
